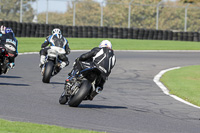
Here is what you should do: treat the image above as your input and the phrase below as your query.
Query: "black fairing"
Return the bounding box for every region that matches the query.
[0,48,9,74]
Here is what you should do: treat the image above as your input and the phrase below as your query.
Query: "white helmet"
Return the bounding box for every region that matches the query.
[52,28,61,34]
[99,40,112,49]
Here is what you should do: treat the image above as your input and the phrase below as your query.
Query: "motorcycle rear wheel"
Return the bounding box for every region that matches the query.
[42,61,54,83]
[68,80,91,107]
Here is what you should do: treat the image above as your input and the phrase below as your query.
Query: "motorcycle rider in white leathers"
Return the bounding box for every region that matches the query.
[39,28,70,69]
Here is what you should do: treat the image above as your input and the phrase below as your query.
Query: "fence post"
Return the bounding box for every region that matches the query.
[20,0,23,22]
[100,1,104,27]
[184,4,190,32]
[46,0,49,24]
[156,1,163,30]
[128,0,134,28]
[73,1,77,26]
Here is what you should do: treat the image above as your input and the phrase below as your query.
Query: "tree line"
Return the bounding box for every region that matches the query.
[0,0,200,32]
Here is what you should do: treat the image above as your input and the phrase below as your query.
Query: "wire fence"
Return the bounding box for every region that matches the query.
[1,0,200,32]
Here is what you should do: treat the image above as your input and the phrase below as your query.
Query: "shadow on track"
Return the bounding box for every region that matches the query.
[0,75,22,79]
[50,82,64,85]
[79,104,127,109]
[0,83,29,86]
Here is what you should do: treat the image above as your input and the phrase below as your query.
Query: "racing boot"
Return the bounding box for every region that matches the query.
[39,55,45,68]
[88,87,103,100]
[54,63,61,75]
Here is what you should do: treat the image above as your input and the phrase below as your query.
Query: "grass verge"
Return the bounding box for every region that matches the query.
[160,65,200,107]
[0,119,103,133]
[17,37,200,53]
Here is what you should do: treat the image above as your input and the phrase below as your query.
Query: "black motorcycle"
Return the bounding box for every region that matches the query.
[59,60,102,107]
[0,46,13,75]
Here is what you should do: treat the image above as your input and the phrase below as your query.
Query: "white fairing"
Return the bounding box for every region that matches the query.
[112,55,116,67]
[47,46,65,58]
[5,44,16,51]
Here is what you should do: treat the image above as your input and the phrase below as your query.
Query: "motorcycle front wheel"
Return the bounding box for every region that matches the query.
[42,61,54,83]
[68,80,91,107]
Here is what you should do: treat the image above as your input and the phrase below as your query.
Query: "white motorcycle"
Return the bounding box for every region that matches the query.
[41,46,66,83]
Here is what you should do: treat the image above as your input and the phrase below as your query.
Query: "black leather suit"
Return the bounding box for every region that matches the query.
[76,47,116,89]
[0,32,18,63]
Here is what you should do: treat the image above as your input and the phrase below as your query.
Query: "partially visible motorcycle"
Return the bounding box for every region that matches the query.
[59,60,103,107]
[0,44,15,75]
[41,46,66,83]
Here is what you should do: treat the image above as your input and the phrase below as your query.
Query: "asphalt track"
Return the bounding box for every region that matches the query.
[0,51,200,133]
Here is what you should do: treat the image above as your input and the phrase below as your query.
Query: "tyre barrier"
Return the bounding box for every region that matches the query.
[117,28,123,39]
[193,32,199,42]
[168,31,173,40]
[92,26,98,38]
[132,28,139,39]
[153,30,158,40]
[138,28,144,40]
[148,29,154,40]
[0,21,199,41]
[183,32,188,41]
[98,27,103,38]
[142,29,148,40]
[108,27,113,38]
[123,28,128,39]
[172,32,178,41]
[127,28,133,39]
[113,27,118,38]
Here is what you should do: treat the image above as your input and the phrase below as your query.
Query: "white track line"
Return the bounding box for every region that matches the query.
[18,52,39,55]
[18,50,200,55]
[154,67,200,109]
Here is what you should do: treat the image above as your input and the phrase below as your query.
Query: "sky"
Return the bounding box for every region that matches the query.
[32,0,69,13]
[31,0,177,14]
[31,0,102,13]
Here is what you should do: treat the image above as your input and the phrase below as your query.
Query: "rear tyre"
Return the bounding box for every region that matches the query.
[68,80,91,107]
[42,61,54,83]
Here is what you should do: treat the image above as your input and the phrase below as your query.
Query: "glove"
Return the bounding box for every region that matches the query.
[8,63,15,69]
[1,25,6,34]
[66,48,70,55]
[60,62,67,69]
[73,58,79,67]
[65,60,69,66]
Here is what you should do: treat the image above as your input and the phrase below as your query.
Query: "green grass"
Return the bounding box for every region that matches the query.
[17,37,200,53]
[160,65,200,106]
[0,119,103,133]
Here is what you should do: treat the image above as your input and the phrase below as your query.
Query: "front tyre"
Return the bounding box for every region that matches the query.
[42,61,54,83]
[68,80,91,107]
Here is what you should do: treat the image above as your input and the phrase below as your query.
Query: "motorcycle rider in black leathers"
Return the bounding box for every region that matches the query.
[67,40,116,100]
[0,25,18,70]
[39,28,70,69]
